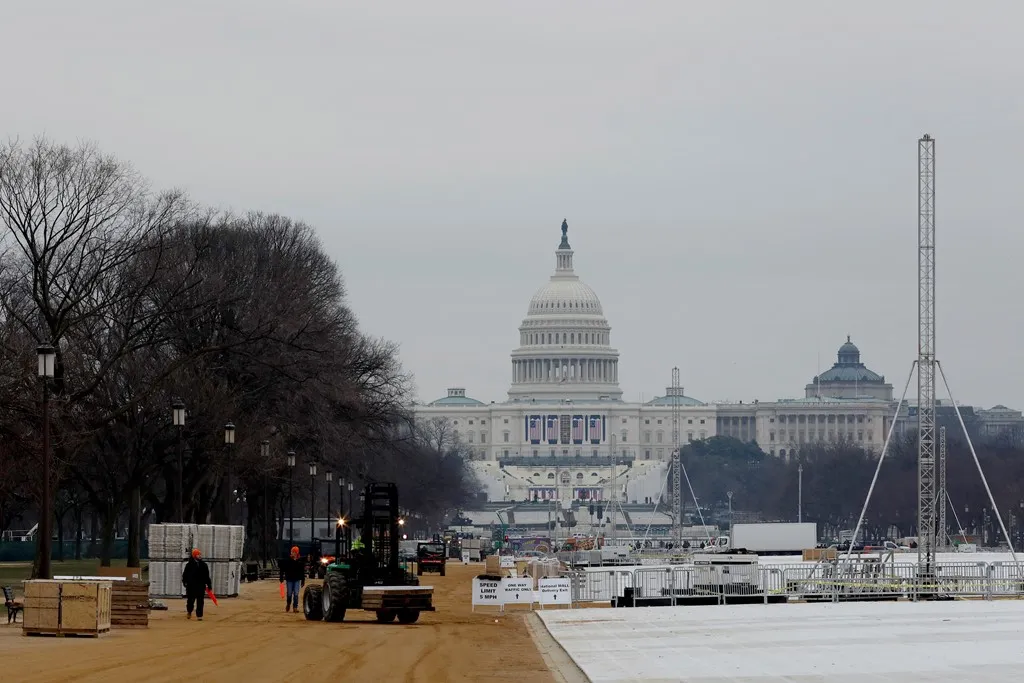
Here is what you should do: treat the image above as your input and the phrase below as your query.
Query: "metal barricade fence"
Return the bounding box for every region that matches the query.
[564,567,635,603]
[987,562,1024,598]
[632,567,676,606]
[553,558,1024,608]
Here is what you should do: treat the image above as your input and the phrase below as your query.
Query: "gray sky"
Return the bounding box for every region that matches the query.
[3,2,1022,408]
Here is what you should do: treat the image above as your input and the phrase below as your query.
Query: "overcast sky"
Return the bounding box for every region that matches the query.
[3,2,1022,409]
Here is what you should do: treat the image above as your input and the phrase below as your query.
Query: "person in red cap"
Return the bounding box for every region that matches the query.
[278,545,305,613]
[182,548,212,620]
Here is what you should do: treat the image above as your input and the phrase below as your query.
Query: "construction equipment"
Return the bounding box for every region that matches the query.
[416,539,447,576]
[303,483,434,624]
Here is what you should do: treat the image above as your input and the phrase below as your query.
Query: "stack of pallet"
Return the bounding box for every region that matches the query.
[110,581,150,628]
[147,523,245,598]
[22,580,112,637]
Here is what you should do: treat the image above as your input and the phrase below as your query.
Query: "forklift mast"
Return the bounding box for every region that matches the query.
[362,482,401,573]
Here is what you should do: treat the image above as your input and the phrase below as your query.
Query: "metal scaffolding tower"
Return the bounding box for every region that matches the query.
[917,134,937,576]
[938,425,947,549]
[671,366,682,545]
[843,134,1020,583]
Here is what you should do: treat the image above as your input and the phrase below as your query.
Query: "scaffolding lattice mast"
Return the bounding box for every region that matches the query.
[671,367,682,545]
[938,425,947,549]
[917,134,938,575]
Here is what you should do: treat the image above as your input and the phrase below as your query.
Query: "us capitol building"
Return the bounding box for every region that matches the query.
[412,221,1019,513]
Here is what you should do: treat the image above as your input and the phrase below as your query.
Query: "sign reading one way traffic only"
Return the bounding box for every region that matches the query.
[502,578,534,606]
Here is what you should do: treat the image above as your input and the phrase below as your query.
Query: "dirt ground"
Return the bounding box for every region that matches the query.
[0,562,556,683]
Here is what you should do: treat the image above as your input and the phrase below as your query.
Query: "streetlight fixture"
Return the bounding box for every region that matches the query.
[36,343,56,580]
[287,451,296,542]
[309,461,318,543]
[260,440,270,565]
[172,400,186,523]
[325,470,333,526]
[223,422,235,524]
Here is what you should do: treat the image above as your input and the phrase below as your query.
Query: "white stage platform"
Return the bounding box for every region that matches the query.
[539,600,1024,682]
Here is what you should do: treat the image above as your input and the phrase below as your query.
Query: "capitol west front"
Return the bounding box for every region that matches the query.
[413,221,895,505]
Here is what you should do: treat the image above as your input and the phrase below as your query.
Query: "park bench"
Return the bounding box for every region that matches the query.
[4,585,23,624]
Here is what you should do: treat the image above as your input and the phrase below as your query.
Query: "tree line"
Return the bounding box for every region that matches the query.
[0,138,479,575]
[680,434,1024,545]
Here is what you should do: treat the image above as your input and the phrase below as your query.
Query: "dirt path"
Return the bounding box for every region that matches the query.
[0,563,556,683]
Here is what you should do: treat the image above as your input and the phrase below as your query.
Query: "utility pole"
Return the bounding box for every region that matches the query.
[671,367,682,547]
[798,462,803,524]
[609,433,618,544]
[917,134,938,577]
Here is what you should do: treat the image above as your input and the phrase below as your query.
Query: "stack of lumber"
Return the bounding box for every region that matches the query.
[110,580,150,628]
[22,579,112,637]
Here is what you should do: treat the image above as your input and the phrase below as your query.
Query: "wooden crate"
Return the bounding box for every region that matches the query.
[22,581,60,631]
[111,581,150,628]
[22,580,111,637]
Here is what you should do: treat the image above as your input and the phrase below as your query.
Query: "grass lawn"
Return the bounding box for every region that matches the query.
[0,559,148,595]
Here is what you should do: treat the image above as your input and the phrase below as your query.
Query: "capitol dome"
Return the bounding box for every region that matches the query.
[507,220,622,402]
[527,280,604,316]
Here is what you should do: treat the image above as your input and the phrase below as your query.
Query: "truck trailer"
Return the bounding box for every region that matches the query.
[706,522,817,555]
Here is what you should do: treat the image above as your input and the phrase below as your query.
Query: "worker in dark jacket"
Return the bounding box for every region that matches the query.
[182,548,212,620]
[279,546,305,612]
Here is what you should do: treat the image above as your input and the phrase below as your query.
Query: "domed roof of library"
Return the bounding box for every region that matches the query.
[814,336,886,383]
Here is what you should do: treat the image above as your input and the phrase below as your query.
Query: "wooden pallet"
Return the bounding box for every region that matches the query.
[111,581,150,628]
[24,627,110,638]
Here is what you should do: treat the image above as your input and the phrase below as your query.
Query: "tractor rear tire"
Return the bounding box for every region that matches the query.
[303,585,323,621]
[397,609,420,624]
[376,609,397,623]
[439,564,446,577]
[322,572,347,622]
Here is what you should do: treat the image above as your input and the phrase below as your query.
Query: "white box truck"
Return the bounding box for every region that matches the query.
[707,522,817,555]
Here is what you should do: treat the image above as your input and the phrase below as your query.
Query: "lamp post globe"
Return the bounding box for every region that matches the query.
[309,462,317,543]
[36,343,56,579]
[260,440,270,566]
[287,451,296,542]
[172,400,186,523]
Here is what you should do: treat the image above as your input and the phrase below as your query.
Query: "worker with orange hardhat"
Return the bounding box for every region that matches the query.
[279,545,305,613]
[181,548,212,620]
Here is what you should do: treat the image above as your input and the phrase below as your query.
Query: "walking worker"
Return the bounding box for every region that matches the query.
[279,545,305,612]
[182,548,212,621]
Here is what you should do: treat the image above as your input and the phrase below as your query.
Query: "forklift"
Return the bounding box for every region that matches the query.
[303,482,434,624]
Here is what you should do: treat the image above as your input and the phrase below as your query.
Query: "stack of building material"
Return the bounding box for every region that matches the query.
[110,581,150,628]
[147,523,245,598]
[22,580,112,637]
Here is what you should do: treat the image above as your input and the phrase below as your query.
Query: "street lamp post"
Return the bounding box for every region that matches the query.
[727,491,734,533]
[172,400,186,522]
[340,478,346,519]
[798,463,804,524]
[287,451,296,542]
[37,343,56,579]
[347,481,354,519]
[326,470,333,524]
[260,440,270,565]
[309,462,318,543]
[223,422,235,524]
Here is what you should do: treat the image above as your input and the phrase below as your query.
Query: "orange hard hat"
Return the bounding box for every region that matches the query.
[191,548,201,558]
[290,546,299,556]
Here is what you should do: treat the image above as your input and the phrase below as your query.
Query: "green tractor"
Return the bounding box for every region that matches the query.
[303,482,434,624]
